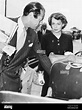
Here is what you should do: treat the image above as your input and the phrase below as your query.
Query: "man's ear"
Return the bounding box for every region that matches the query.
[28,12,34,18]
[29,12,38,19]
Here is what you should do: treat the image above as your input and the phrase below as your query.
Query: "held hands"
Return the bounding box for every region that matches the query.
[49,52,76,64]
[64,51,76,62]
[66,54,76,63]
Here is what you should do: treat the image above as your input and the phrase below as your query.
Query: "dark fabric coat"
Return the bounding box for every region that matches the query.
[0,17,52,92]
[41,31,73,56]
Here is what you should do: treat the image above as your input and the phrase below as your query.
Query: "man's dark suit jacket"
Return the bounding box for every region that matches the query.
[0,17,52,92]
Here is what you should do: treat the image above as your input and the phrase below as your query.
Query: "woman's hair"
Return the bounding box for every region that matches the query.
[23,2,45,20]
[48,12,68,29]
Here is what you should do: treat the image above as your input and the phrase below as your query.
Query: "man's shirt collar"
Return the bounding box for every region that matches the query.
[18,17,24,29]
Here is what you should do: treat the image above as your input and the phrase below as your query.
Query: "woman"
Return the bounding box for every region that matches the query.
[41,12,73,96]
[41,12,73,56]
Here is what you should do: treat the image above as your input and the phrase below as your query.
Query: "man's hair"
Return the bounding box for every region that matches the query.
[23,2,45,20]
[41,23,47,31]
[48,13,68,29]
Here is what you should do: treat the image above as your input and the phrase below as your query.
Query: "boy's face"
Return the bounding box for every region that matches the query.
[51,17,64,33]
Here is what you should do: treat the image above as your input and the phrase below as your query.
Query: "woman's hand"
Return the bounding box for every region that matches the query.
[66,54,76,62]
[46,87,52,97]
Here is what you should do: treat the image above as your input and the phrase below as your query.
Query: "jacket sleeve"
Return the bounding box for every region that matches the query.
[41,35,47,50]
[67,35,73,53]
[33,33,52,75]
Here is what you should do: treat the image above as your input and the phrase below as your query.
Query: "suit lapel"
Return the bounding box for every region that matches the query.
[7,28,34,69]
[8,30,17,47]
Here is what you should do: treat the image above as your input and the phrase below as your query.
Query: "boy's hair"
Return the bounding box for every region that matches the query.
[23,2,45,20]
[48,13,68,29]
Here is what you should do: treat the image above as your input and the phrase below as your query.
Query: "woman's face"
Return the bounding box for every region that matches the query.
[51,17,64,33]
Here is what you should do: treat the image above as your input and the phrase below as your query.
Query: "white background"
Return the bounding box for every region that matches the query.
[0,0,82,31]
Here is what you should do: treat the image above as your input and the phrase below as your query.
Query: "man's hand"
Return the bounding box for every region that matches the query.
[66,54,76,62]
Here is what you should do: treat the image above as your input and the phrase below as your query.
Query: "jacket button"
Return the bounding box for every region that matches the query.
[76,81,78,84]
[58,51,60,53]
[4,81,6,84]
[52,81,54,84]
[64,91,66,94]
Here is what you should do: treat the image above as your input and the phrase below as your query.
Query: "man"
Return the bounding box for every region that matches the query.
[0,2,52,92]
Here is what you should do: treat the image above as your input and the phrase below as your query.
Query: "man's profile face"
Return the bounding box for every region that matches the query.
[29,10,44,30]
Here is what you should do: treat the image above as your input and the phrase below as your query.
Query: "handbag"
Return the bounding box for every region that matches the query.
[50,60,82,100]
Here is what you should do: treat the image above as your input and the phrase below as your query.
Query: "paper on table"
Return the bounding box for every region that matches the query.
[0,14,18,43]
[0,31,8,43]
[0,53,3,59]
[2,45,16,56]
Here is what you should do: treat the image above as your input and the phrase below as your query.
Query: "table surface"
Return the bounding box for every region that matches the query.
[0,91,82,103]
